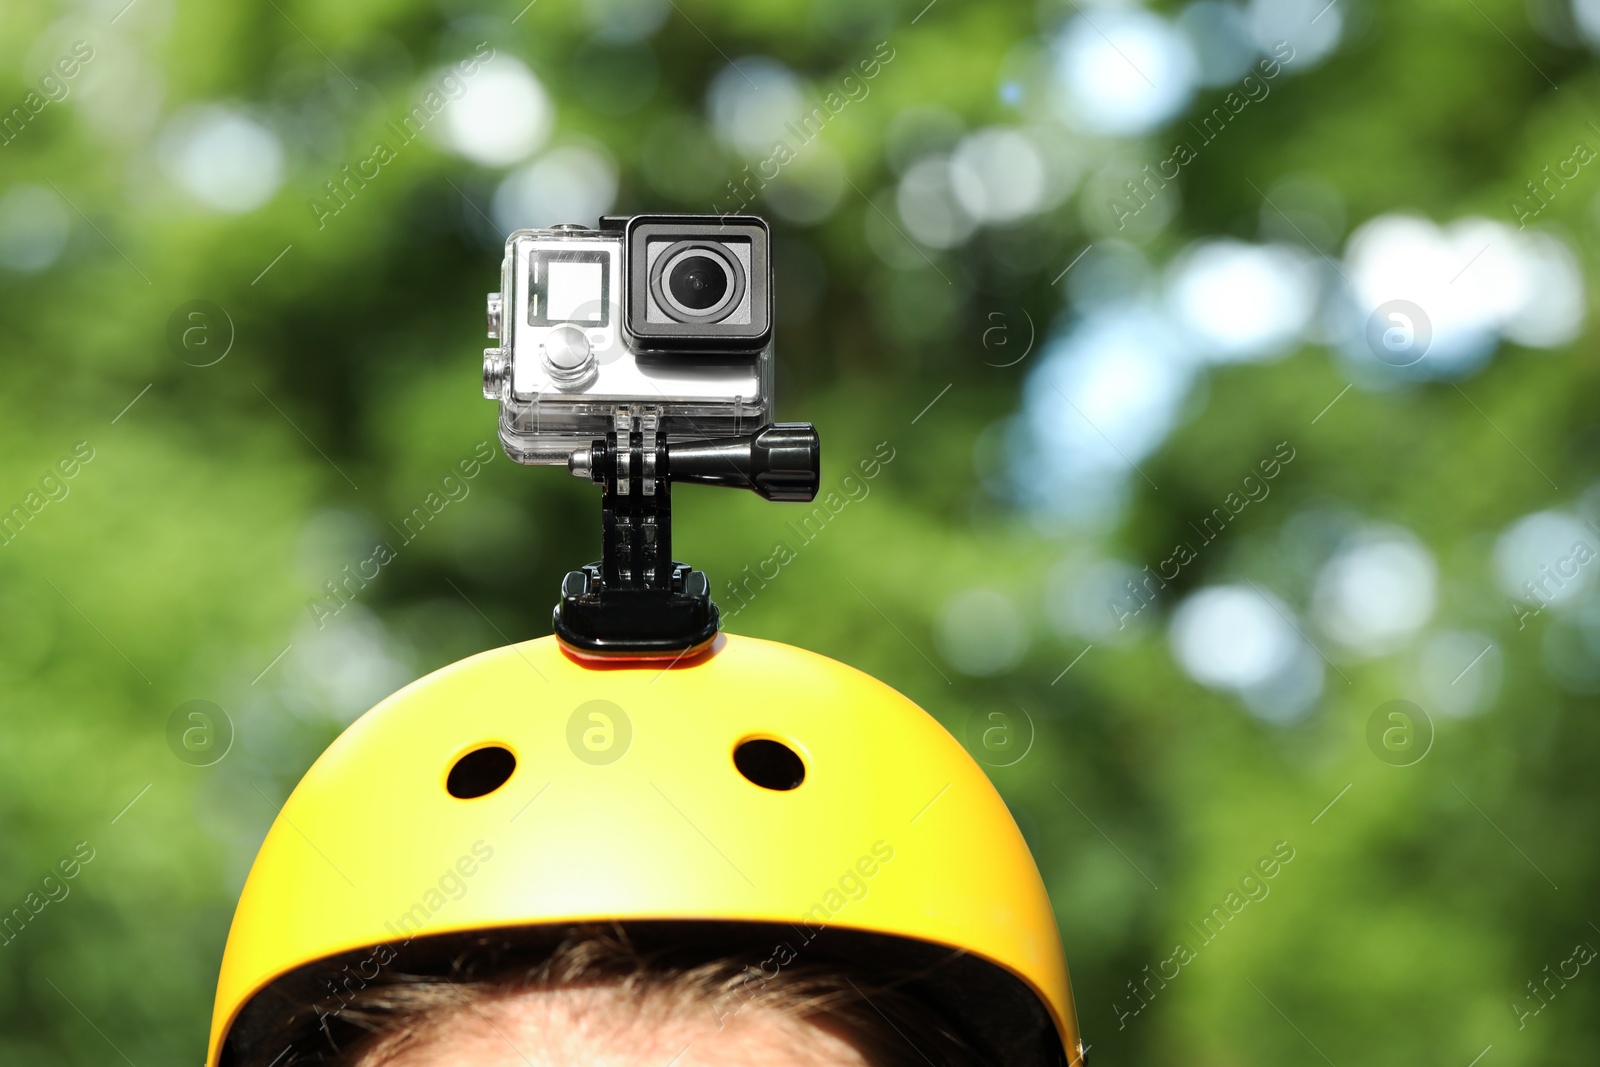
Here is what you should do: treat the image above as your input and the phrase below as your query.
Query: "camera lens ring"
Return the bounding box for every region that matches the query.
[648,240,746,323]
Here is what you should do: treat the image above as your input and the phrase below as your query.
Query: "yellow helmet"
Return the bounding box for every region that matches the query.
[207,633,1081,1065]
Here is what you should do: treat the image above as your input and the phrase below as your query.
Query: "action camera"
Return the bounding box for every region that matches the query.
[479,212,817,657]
[483,214,774,466]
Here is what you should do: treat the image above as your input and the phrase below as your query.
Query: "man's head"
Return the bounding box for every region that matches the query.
[253,926,979,1067]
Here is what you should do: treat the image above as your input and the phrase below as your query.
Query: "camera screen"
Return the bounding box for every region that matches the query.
[529,250,610,327]
[548,261,603,321]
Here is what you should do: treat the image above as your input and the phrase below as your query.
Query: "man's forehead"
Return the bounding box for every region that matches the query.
[370,985,874,1067]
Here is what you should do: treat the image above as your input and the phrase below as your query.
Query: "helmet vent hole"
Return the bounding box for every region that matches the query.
[447,746,516,799]
[733,738,805,791]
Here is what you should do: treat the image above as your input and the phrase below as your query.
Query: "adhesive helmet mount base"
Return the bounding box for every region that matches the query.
[554,408,820,657]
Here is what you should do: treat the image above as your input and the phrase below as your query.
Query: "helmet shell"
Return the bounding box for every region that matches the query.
[208,634,1078,1064]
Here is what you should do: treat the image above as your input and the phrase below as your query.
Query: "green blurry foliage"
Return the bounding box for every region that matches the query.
[0,0,1598,1064]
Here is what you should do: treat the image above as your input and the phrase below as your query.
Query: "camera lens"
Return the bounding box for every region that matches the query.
[650,241,746,323]
[667,255,729,311]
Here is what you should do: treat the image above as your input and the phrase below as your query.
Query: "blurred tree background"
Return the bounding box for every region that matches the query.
[2,0,1599,1062]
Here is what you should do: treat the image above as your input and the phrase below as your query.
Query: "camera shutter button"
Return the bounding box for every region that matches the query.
[543,324,595,385]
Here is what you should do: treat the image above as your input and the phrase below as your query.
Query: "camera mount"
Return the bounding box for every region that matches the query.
[553,409,820,658]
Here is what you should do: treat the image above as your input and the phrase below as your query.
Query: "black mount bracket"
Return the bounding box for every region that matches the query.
[553,415,820,656]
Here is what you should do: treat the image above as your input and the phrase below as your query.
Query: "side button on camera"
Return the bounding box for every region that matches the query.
[482,348,509,400]
[486,292,503,340]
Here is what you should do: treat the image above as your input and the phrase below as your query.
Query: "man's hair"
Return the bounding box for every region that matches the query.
[237,923,983,1067]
